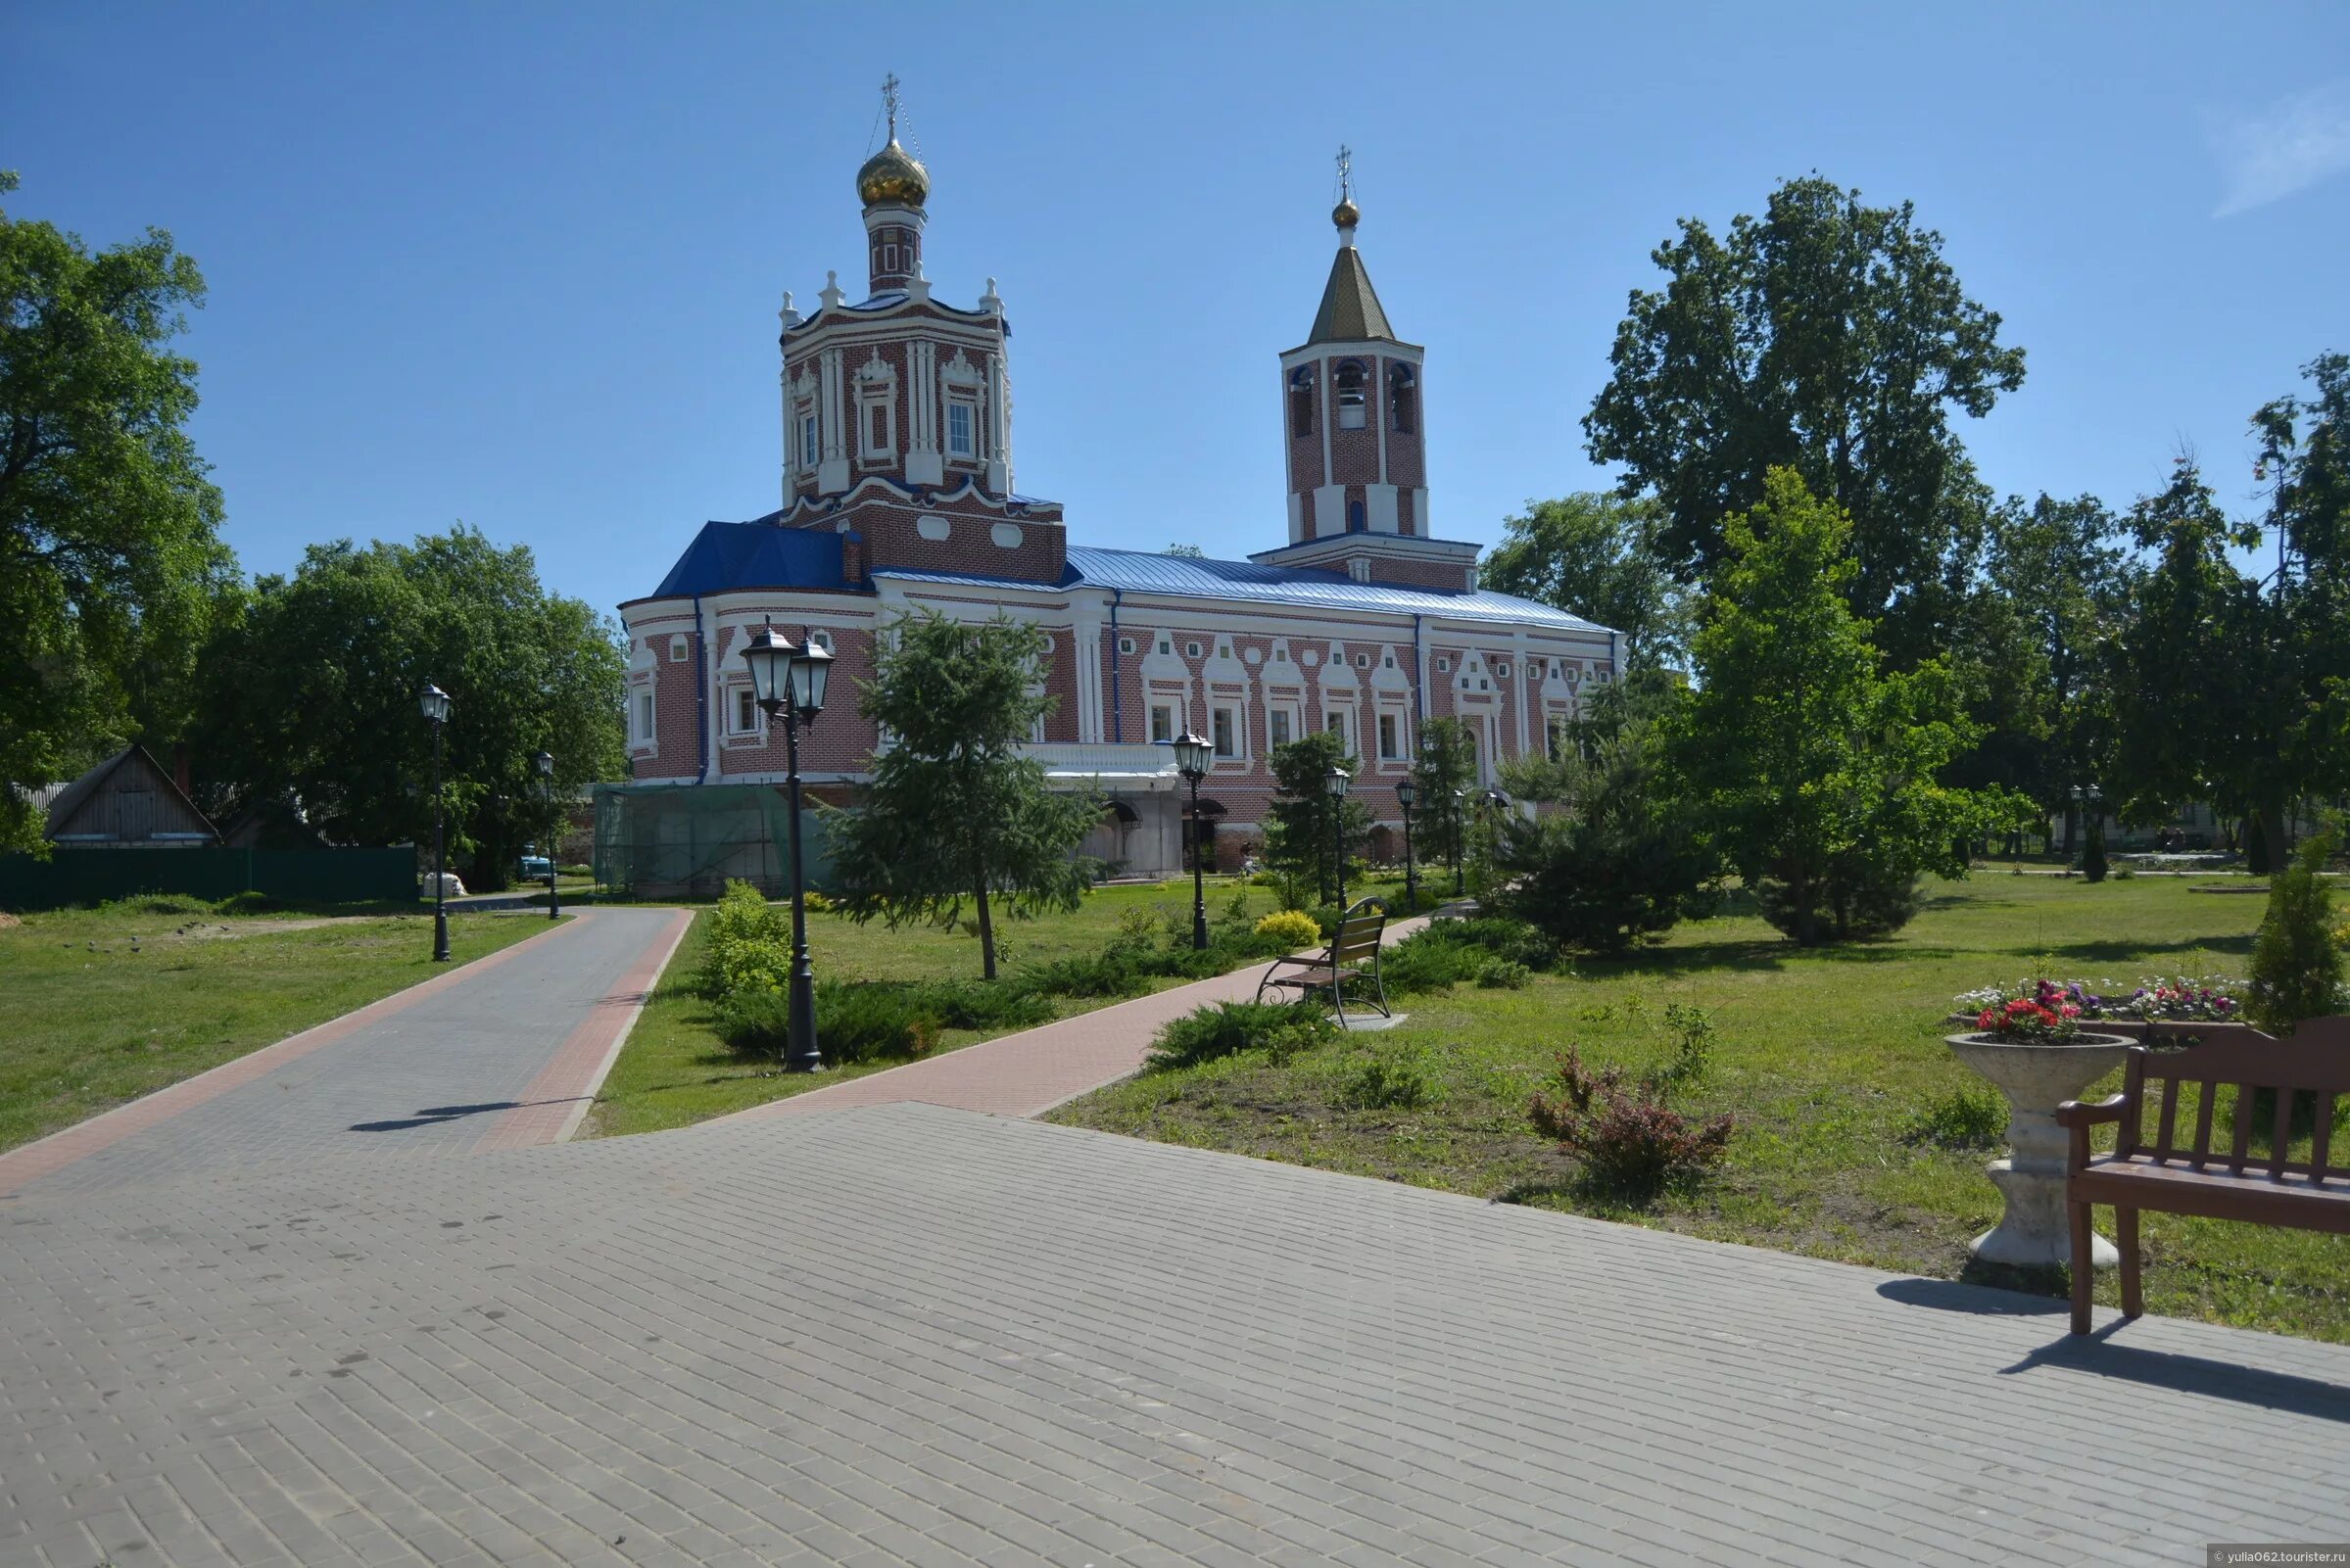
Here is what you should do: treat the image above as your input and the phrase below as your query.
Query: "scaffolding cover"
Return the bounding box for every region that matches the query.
[593,783,834,898]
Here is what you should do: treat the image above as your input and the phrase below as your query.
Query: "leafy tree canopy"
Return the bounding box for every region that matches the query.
[1584,174,2024,666]
[1262,727,1369,907]
[825,611,1099,978]
[190,526,623,886]
[1480,493,1693,673]
[1674,468,2021,945]
[1407,715,1479,882]
[1,172,236,849]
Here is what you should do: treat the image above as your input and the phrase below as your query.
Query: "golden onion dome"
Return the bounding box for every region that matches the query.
[857,137,930,209]
[1332,198,1361,229]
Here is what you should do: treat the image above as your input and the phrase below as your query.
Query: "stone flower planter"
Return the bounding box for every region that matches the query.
[1943,1031,2134,1269]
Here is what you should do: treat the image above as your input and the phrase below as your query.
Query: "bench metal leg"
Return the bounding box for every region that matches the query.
[2069,1200,2094,1335]
[2116,1208,2142,1319]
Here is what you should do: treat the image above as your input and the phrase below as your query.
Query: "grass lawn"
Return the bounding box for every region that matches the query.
[0,899,550,1155]
[584,877,1312,1138]
[1052,874,2350,1344]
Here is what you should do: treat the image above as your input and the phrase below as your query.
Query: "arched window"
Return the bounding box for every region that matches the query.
[1346,499,1367,534]
[1288,366,1316,438]
[1335,360,1367,430]
[1388,363,1415,434]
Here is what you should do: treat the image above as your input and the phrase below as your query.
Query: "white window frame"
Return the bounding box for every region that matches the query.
[1324,707,1351,753]
[796,404,819,471]
[1185,641,1203,659]
[1377,711,1401,762]
[1212,705,1237,759]
[1150,703,1175,744]
[1435,656,1451,673]
[1118,636,1135,655]
[1267,705,1296,750]
[946,397,977,459]
[731,685,759,736]
[635,690,655,744]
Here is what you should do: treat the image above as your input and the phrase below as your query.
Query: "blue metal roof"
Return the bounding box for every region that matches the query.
[650,520,848,597]
[880,545,1614,634]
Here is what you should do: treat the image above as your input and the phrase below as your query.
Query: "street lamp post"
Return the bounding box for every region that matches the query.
[534,750,559,921]
[1172,730,1213,949]
[743,622,834,1072]
[1325,763,1353,910]
[1395,777,1418,911]
[2071,783,2106,880]
[419,683,453,962]
[1450,787,1466,896]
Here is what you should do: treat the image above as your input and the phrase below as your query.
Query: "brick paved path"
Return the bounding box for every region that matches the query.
[0,908,690,1201]
[722,910,1442,1123]
[4,1102,2347,1567]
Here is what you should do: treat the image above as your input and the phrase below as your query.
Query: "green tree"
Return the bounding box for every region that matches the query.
[1493,699,1716,952]
[825,611,1099,979]
[2251,354,2350,856]
[1,172,236,850]
[1408,715,1478,888]
[1676,469,2016,945]
[1584,175,2025,666]
[189,527,624,886]
[1263,728,1367,906]
[2247,825,2342,1033]
[1480,494,1693,672]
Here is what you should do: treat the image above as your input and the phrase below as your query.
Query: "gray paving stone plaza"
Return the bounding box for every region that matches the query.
[5,1098,2348,1567]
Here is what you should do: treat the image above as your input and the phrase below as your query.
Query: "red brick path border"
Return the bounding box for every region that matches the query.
[474,908,694,1152]
[0,916,578,1198]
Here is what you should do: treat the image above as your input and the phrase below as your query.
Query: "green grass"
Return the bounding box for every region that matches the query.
[0,899,550,1154]
[1051,874,2350,1344]
[583,877,1322,1138]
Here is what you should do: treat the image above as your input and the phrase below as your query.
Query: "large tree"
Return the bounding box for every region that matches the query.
[826,611,1099,978]
[1583,175,2025,666]
[1676,469,2016,945]
[1,172,236,849]
[190,526,624,886]
[1408,715,1479,889]
[1479,493,1693,673]
[2251,354,2350,849]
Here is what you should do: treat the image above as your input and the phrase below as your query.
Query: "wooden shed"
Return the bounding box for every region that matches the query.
[41,746,220,848]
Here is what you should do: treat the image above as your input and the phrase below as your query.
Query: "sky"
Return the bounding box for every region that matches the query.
[7,1,2349,620]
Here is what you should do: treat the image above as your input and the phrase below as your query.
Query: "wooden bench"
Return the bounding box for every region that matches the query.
[2056,1018,2350,1335]
[1255,897,1390,1027]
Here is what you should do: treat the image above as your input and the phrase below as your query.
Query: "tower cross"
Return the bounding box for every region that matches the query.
[1336,144,1353,203]
[882,72,901,139]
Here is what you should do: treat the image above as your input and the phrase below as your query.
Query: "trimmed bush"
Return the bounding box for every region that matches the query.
[1474,958,1532,990]
[715,980,947,1065]
[2249,827,2343,1034]
[1146,1000,1335,1071]
[917,980,1056,1032]
[698,879,791,997]
[1015,950,1144,999]
[1254,909,1323,950]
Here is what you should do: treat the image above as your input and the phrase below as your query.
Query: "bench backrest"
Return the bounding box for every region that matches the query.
[1329,900,1388,969]
[2120,1017,2350,1183]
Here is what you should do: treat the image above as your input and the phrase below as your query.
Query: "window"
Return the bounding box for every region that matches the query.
[669,636,689,661]
[1289,367,1316,437]
[798,410,819,470]
[1269,709,1293,748]
[883,242,899,272]
[1389,363,1416,433]
[1435,657,1451,673]
[1349,558,1370,583]
[1185,641,1202,658]
[1335,360,1367,429]
[1273,645,1288,662]
[1150,704,1174,744]
[636,691,654,742]
[1213,707,1235,758]
[1355,653,1370,669]
[947,400,975,457]
[1496,662,1511,679]
[1378,713,1400,760]
[1118,636,1135,654]
[1216,641,1232,659]
[734,687,757,735]
[1325,709,1348,749]
[1157,637,1172,655]
[1346,499,1367,534]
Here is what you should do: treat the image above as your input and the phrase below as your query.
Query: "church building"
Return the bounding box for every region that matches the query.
[614,95,1617,883]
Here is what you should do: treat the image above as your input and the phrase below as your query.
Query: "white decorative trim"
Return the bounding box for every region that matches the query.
[917,516,951,542]
[990,522,1024,548]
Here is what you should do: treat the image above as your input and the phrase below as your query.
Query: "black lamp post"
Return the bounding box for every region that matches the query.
[419,683,453,962]
[1172,730,1213,949]
[534,750,559,921]
[1450,787,1466,896]
[1395,777,1418,911]
[2071,783,2106,879]
[743,622,834,1072]
[1325,762,1353,909]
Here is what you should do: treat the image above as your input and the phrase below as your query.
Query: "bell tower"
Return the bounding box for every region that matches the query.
[1253,150,1476,591]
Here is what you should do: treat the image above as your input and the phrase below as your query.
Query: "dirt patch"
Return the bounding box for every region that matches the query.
[0,912,21,929]
[169,918,363,940]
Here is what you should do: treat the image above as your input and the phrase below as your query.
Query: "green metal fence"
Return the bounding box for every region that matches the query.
[593,783,834,899]
[0,847,417,910]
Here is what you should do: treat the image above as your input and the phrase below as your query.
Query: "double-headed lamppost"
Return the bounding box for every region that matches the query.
[1325,762,1353,909]
[419,683,454,962]
[533,750,559,921]
[2071,783,2105,875]
[1172,730,1213,949]
[742,622,834,1072]
[1395,777,1418,911]
[1450,787,1467,896]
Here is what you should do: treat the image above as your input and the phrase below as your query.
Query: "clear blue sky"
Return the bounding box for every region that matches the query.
[8,2,2348,619]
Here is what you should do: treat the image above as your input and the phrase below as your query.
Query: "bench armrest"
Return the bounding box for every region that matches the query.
[2053,1094,2127,1129]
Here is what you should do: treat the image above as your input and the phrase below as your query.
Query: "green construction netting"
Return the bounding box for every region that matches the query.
[593,783,834,899]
